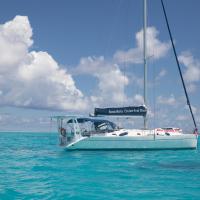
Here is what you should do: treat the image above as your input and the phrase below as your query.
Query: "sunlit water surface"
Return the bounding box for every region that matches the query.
[0,132,199,200]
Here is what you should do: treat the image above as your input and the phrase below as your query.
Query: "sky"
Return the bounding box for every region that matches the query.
[0,0,200,131]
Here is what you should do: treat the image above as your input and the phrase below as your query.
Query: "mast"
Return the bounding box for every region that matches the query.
[143,0,147,129]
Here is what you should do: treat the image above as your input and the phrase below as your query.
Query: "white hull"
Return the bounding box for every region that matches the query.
[65,134,198,150]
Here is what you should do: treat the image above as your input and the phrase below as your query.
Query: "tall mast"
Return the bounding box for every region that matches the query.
[143,0,147,129]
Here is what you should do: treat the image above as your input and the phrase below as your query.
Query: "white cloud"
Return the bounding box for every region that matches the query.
[186,83,196,93]
[178,51,200,92]
[131,74,143,87]
[2,15,196,118]
[0,15,199,131]
[77,56,129,107]
[0,16,88,111]
[176,115,188,121]
[133,94,144,105]
[0,16,32,73]
[185,104,197,115]
[157,94,176,106]
[74,27,171,108]
[179,52,200,82]
[155,69,167,81]
[114,27,170,64]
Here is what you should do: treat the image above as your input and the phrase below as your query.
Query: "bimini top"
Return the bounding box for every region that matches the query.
[51,115,83,120]
[51,116,117,129]
[52,116,118,132]
[67,117,117,130]
[94,106,147,117]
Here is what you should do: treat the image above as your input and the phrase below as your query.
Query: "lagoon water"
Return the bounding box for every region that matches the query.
[0,132,199,200]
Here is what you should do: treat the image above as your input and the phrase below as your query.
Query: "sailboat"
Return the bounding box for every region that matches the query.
[52,0,198,150]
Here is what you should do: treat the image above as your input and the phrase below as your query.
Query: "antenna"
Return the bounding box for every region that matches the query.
[143,0,147,129]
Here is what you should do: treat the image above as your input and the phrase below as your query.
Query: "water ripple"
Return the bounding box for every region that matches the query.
[0,132,199,200]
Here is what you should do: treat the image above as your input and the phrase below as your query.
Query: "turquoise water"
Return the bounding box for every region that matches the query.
[0,132,199,200]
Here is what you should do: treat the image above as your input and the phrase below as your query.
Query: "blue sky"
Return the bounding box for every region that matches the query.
[0,0,200,131]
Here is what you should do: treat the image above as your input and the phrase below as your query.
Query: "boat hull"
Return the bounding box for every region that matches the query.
[65,134,198,150]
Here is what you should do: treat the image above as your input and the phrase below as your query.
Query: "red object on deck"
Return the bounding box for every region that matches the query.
[193,128,198,135]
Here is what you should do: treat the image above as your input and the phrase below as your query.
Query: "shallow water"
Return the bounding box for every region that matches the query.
[0,132,199,200]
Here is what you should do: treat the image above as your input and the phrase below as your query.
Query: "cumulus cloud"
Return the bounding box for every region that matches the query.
[155,69,167,81]
[76,56,129,107]
[74,27,171,108]
[185,104,197,115]
[133,94,144,105]
[176,115,188,121]
[2,15,195,117]
[0,16,32,72]
[114,27,170,64]
[131,74,143,87]
[178,51,200,92]
[0,16,88,110]
[157,94,176,106]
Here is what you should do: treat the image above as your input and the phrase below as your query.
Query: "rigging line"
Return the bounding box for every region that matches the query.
[160,0,197,129]
[121,54,126,106]
[123,59,127,106]
[122,54,125,106]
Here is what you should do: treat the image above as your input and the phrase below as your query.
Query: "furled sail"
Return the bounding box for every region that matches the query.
[94,106,147,117]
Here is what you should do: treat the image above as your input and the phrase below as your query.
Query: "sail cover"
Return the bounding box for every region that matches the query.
[94,106,147,117]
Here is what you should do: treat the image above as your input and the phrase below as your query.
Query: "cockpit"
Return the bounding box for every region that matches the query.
[67,117,118,135]
[54,116,119,146]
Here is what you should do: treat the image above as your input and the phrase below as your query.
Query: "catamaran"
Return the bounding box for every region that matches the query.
[52,0,198,150]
